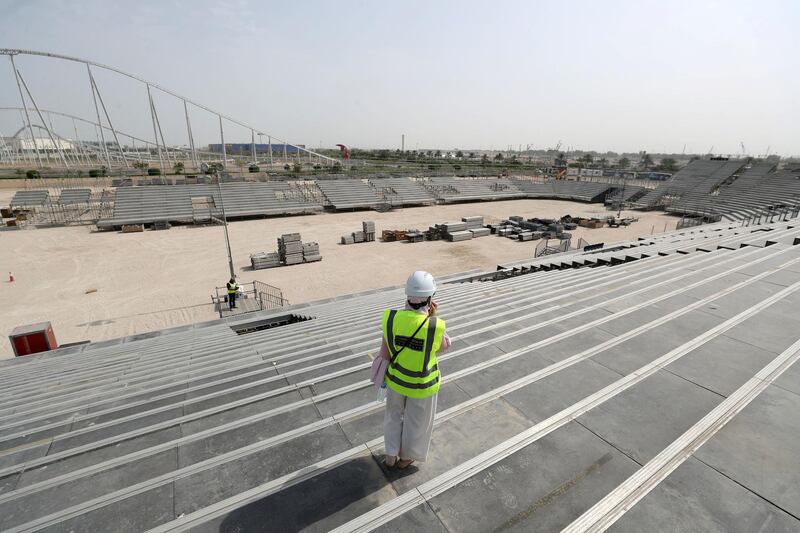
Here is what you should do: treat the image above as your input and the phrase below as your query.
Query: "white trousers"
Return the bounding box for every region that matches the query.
[383,387,437,462]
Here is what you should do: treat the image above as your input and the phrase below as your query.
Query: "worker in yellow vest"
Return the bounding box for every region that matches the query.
[379,271,451,470]
[226,277,238,310]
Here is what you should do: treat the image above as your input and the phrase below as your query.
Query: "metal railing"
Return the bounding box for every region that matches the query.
[212,280,288,317]
[253,280,290,309]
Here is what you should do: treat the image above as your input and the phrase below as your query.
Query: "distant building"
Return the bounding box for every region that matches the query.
[2,137,76,152]
[207,143,306,155]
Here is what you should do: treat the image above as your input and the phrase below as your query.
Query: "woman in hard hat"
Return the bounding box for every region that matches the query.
[379,271,450,469]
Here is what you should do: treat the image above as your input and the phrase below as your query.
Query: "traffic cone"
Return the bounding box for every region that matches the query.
[8,272,14,282]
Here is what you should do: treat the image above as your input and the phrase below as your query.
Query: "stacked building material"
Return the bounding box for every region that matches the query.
[442,221,468,234]
[469,227,491,238]
[447,230,473,242]
[303,242,322,262]
[462,216,484,229]
[362,221,376,242]
[251,251,281,269]
[279,233,304,265]
[406,231,425,243]
[498,227,514,237]
[425,226,443,240]
[578,218,605,229]
[341,221,377,245]
[121,224,144,233]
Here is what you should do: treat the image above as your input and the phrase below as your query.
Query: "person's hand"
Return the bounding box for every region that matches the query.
[428,300,438,316]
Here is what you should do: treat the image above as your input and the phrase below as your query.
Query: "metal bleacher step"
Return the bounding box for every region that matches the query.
[0,218,798,531]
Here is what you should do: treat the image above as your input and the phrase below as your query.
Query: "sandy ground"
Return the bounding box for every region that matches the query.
[0,191,678,358]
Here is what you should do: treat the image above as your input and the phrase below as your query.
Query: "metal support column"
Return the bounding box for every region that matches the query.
[88,65,128,168]
[150,93,171,166]
[268,136,273,166]
[251,129,257,165]
[87,65,111,169]
[10,55,42,167]
[215,171,235,279]
[17,68,70,168]
[146,84,165,171]
[219,115,227,171]
[184,100,198,170]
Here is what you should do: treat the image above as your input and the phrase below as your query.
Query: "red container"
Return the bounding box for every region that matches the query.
[9,322,58,357]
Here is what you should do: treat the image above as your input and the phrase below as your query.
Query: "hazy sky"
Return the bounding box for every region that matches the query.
[1,0,797,155]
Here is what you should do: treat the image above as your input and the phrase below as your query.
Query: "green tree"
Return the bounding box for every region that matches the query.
[468,152,475,159]
[640,153,654,170]
[292,162,303,174]
[456,150,464,159]
[434,150,442,158]
[658,157,679,172]
[580,154,594,166]
[172,161,185,174]
[481,154,489,164]
[494,153,504,161]
[597,157,608,169]
[554,153,567,167]
[618,157,631,169]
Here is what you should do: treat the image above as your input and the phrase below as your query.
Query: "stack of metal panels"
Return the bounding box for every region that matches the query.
[407,231,425,243]
[250,251,281,269]
[278,233,304,265]
[426,226,443,240]
[303,242,322,262]
[470,227,491,238]
[462,216,484,229]
[362,221,376,241]
[443,221,468,233]
[341,221,377,244]
[448,230,473,242]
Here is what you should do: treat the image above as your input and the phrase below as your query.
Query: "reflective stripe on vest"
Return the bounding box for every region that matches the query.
[382,309,445,399]
[227,282,238,294]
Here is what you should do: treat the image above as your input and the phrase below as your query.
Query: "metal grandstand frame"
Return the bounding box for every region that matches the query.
[0,49,338,172]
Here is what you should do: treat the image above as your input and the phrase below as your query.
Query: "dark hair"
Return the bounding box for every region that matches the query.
[407,296,431,310]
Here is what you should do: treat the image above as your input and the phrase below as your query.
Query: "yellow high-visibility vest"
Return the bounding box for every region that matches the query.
[226,281,238,294]
[381,309,446,399]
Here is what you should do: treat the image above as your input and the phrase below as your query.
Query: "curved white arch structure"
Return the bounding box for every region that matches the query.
[0,48,339,170]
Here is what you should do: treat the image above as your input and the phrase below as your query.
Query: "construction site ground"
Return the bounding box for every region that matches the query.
[0,189,678,359]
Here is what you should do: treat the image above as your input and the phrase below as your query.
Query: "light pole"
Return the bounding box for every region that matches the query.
[216,171,235,279]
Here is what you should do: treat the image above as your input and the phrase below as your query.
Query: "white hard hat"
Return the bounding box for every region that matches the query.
[405,270,437,297]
